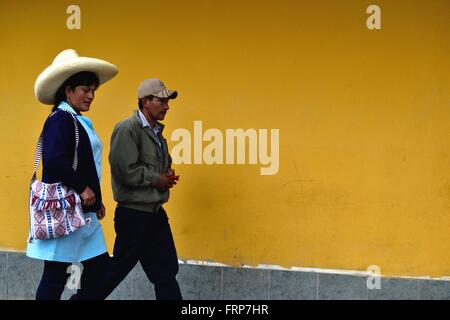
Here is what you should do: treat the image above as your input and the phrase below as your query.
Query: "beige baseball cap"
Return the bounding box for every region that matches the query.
[137,78,178,99]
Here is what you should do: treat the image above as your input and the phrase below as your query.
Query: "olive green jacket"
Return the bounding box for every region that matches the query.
[109,110,171,213]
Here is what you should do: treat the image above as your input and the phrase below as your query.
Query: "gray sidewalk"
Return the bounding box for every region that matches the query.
[1,251,449,300]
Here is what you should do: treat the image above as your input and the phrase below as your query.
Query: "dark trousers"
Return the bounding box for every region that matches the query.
[35,252,109,300]
[100,206,182,300]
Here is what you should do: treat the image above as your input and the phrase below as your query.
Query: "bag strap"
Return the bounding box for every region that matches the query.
[31,110,79,184]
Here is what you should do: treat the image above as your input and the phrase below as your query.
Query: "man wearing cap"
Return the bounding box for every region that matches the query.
[101,78,182,300]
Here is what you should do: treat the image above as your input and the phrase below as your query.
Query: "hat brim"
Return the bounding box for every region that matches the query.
[153,89,178,99]
[35,57,118,105]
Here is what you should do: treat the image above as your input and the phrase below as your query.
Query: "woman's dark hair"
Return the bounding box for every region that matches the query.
[52,71,100,112]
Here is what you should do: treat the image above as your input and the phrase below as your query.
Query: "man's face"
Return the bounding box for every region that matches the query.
[144,96,170,121]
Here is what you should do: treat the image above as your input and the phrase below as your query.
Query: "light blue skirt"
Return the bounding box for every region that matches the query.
[26,212,108,263]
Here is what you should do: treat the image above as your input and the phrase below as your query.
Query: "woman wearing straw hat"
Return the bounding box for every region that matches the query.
[27,49,118,300]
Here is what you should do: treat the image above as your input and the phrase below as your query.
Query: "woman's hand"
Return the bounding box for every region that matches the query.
[96,203,106,220]
[80,186,96,207]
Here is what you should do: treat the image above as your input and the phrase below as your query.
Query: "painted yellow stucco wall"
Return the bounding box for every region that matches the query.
[0,0,449,277]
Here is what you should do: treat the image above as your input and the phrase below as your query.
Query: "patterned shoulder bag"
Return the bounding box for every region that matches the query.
[28,111,90,242]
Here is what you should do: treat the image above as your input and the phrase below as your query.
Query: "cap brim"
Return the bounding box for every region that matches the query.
[35,57,118,105]
[154,89,178,99]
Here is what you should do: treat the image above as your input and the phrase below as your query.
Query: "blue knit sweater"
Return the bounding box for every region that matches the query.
[41,109,102,213]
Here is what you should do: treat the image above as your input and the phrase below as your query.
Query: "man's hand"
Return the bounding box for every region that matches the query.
[96,203,106,220]
[155,172,177,191]
[167,169,179,180]
[80,186,96,207]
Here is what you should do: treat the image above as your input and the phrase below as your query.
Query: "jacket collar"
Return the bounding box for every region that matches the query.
[133,110,165,133]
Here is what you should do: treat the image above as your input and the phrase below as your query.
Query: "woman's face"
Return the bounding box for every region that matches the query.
[66,84,97,112]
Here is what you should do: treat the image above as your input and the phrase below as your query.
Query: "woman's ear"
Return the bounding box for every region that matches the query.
[64,85,72,99]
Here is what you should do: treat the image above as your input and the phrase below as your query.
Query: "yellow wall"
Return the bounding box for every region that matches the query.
[0,0,449,277]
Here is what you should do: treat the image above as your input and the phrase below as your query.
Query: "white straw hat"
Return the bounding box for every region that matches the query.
[34,49,118,105]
